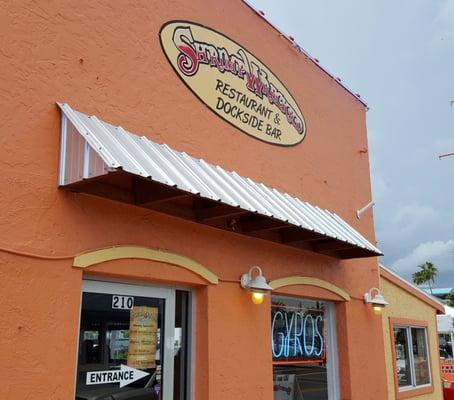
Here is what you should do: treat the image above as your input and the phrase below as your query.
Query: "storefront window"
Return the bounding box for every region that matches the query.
[271,296,338,400]
[394,327,412,387]
[392,324,431,391]
[75,281,190,400]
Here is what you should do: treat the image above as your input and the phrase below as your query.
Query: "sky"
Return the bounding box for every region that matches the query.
[248,0,454,285]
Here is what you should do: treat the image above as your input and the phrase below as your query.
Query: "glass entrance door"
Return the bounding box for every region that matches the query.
[75,280,176,400]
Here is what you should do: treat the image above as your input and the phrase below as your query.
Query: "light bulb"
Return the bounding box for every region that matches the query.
[373,305,384,316]
[251,292,264,304]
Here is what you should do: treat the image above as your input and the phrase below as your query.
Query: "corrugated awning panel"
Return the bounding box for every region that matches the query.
[58,102,382,259]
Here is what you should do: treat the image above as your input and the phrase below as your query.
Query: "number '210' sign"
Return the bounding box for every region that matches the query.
[112,295,134,310]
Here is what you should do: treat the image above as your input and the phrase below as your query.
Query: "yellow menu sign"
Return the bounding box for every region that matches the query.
[127,306,158,369]
[160,21,306,146]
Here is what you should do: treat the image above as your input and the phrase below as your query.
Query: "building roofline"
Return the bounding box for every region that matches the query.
[240,0,369,109]
[379,264,445,314]
[421,287,453,295]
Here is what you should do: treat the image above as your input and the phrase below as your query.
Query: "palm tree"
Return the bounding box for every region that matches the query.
[412,271,426,285]
[412,261,438,294]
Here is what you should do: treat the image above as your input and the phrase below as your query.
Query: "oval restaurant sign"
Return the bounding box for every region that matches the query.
[160,21,307,146]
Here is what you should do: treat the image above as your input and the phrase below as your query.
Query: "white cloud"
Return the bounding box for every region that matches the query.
[248,0,454,284]
[377,204,454,246]
[432,0,454,47]
[392,204,443,235]
[393,239,454,274]
[434,137,454,153]
[377,204,454,251]
[438,0,454,24]
[370,169,390,204]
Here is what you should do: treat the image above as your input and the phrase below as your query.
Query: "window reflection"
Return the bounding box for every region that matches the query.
[274,364,328,400]
[411,328,430,386]
[272,296,329,400]
[393,327,412,388]
[76,293,164,400]
[393,325,431,391]
[75,288,190,400]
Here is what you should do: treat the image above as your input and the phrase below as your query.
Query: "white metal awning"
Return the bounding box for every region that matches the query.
[58,102,381,259]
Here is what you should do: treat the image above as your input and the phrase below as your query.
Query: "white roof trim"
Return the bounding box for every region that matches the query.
[380,264,445,309]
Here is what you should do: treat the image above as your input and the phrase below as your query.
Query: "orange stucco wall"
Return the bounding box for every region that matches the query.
[0,1,387,399]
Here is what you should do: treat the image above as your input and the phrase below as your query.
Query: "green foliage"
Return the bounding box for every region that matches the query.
[412,271,426,285]
[412,261,438,294]
[446,292,454,307]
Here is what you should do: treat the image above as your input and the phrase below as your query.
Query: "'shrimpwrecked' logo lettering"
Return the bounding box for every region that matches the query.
[161,21,306,146]
[173,26,248,78]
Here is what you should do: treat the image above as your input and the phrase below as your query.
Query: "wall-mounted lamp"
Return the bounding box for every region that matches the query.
[240,266,273,304]
[356,201,375,219]
[364,287,389,315]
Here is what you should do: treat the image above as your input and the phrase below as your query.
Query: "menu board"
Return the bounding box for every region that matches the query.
[127,306,158,369]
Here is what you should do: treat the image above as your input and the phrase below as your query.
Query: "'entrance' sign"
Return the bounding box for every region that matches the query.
[160,21,306,146]
[86,364,150,388]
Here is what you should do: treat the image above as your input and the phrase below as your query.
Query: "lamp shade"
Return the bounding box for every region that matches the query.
[240,266,273,304]
[364,287,389,315]
[248,274,273,293]
[371,293,388,307]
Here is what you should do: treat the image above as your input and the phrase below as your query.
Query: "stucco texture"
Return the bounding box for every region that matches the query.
[0,0,387,399]
[380,276,443,399]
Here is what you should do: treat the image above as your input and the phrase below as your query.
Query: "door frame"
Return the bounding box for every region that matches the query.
[325,301,340,400]
[76,279,177,399]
